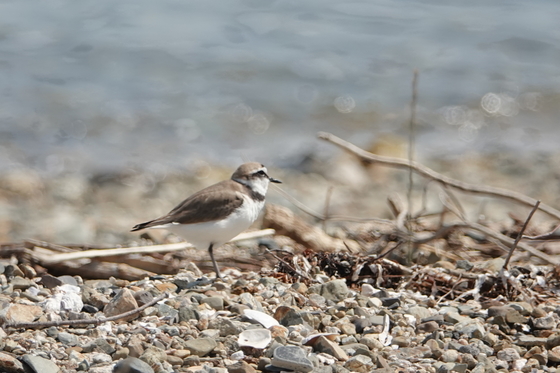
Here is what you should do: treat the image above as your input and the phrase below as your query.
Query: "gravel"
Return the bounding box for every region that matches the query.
[1,259,560,373]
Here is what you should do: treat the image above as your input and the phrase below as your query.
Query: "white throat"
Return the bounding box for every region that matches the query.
[249,177,269,197]
[234,176,270,198]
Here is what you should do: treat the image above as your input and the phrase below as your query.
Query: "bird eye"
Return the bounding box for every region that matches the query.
[256,170,266,176]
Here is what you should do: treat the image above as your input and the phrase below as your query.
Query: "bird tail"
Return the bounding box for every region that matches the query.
[131,221,153,232]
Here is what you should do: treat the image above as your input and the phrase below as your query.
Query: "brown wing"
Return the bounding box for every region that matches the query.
[131,180,244,231]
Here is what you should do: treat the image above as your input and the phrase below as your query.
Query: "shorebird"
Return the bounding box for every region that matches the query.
[131,162,281,279]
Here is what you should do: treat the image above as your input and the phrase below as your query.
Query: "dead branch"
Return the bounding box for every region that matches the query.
[523,222,560,241]
[264,248,313,281]
[38,257,155,281]
[35,229,276,264]
[317,132,560,221]
[466,221,557,265]
[98,254,179,274]
[388,194,409,234]
[394,220,558,265]
[4,293,167,330]
[440,186,467,222]
[263,204,360,252]
[24,239,76,253]
[503,200,540,269]
[407,69,419,221]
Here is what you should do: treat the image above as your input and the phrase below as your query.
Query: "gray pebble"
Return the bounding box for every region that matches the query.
[113,357,155,373]
[95,337,116,355]
[343,355,374,373]
[22,354,60,373]
[201,296,224,310]
[183,338,218,357]
[57,332,79,346]
[271,345,313,373]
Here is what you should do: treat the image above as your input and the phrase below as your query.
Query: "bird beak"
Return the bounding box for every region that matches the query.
[269,177,282,184]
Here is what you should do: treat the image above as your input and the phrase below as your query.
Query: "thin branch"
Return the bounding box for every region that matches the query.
[265,249,312,281]
[376,240,404,259]
[36,229,276,264]
[437,274,466,304]
[322,186,334,231]
[413,180,435,219]
[407,69,418,221]
[4,293,168,330]
[398,220,558,265]
[410,225,458,244]
[272,184,393,224]
[465,221,557,265]
[317,132,560,221]
[24,239,76,253]
[388,194,409,233]
[503,201,540,270]
[440,186,467,221]
[405,70,419,264]
[523,222,560,240]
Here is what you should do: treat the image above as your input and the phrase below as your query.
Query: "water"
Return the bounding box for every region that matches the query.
[1,0,560,176]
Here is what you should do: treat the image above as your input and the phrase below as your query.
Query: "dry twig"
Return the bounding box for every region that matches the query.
[465,221,557,265]
[523,222,560,241]
[24,239,76,253]
[317,132,560,221]
[407,69,419,221]
[264,248,313,281]
[503,200,540,270]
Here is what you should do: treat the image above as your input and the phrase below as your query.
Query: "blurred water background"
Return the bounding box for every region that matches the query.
[1,0,560,178]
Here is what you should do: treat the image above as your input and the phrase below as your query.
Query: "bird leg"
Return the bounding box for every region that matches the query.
[208,244,223,280]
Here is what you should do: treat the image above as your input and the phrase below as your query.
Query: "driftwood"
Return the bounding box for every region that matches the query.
[263,204,360,253]
[2,229,277,280]
[36,229,275,264]
[40,257,155,281]
[98,254,178,275]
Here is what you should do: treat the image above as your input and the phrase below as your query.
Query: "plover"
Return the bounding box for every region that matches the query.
[131,162,281,279]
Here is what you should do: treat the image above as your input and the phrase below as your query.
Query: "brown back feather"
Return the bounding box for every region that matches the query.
[131,180,245,231]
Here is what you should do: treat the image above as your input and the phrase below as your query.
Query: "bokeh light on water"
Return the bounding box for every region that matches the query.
[481,93,519,117]
[436,85,551,146]
[247,113,270,135]
[229,103,253,124]
[0,1,560,174]
[334,95,356,114]
[440,106,486,142]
